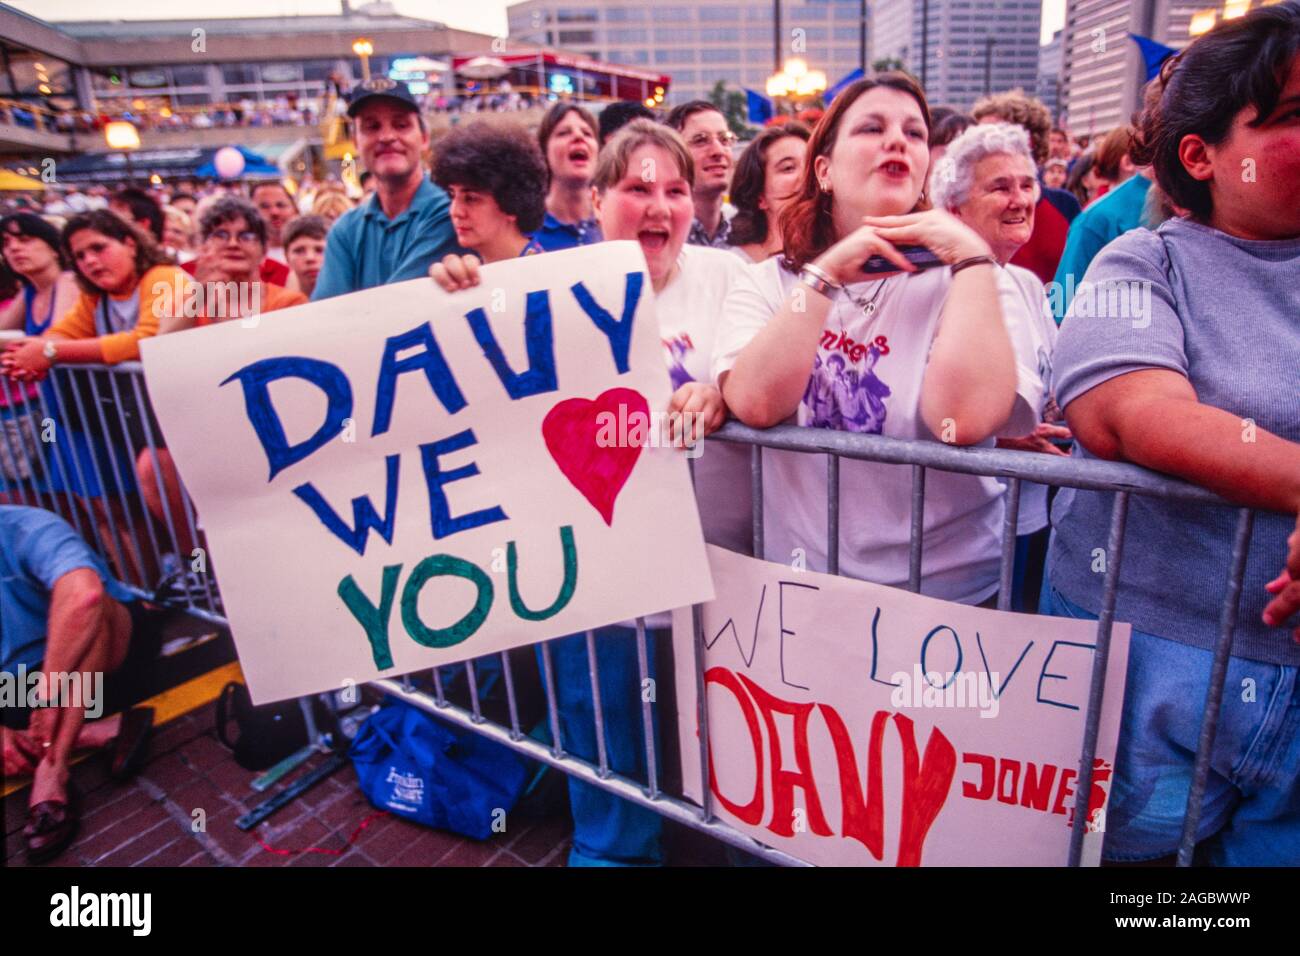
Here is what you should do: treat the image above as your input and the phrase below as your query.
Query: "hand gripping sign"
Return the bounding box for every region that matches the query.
[141,242,714,703]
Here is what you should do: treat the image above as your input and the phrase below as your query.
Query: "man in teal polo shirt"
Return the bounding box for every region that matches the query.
[1051,169,1153,323]
[312,78,460,300]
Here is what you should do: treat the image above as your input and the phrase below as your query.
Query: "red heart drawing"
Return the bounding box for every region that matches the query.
[542,387,649,526]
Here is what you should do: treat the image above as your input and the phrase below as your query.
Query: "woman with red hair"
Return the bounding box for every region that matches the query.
[715,75,1047,605]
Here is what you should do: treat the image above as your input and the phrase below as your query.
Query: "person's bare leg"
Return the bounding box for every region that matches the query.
[82,494,145,588]
[29,573,131,808]
[136,448,195,558]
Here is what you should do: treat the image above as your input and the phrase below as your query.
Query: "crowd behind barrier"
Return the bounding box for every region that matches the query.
[0,361,1274,867]
[2,1,1298,867]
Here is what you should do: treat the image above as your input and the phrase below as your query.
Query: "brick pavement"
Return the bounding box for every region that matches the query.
[3,700,730,868]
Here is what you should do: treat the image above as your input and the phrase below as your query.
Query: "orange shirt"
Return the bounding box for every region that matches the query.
[47,264,195,364]
[193,282,308,327]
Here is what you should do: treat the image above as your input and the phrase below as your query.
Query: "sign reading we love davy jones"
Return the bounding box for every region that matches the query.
[674,547,1131,866]
[141,242,714,703]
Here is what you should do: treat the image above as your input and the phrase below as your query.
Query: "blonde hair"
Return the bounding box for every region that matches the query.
[311,190,353,222]
[592,120,694,194]
[162,205,194,240]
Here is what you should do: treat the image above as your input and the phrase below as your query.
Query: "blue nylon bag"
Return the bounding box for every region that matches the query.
[349,700,529,840]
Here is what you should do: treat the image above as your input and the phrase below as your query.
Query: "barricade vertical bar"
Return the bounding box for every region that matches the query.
[1176,508,1255,867]
[1066,490,1129,867]
[908,464,926,592]
[539,640,564,757]
[299,696,321,748]
[751,444,764,558]
[400,673,413,692]
[500,651,522,740]
[692,601,713,822]
[5,389,58,513]
[33,382,91,542]
[997,477,1021,611]
[634,616,659,798]
[431,667,446,707]
[86,371,150,592]
[61,370,132,586]
[585,629,610,776]
[466,658,483,723]
[827,454,840,576]
[129,370,219,612]
[111,371,175,602]
[0,395,35,508]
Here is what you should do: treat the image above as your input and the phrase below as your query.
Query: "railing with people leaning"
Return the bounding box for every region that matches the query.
[0,361,1271,867]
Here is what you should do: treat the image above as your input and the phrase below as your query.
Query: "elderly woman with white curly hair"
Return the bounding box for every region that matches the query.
[932,121,1072,610]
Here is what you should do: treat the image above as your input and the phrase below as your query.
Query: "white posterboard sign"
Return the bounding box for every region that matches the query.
[674,546,1131,866]
[141,242,713,703]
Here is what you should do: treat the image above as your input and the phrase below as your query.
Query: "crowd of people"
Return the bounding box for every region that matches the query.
[1,2,1298,867]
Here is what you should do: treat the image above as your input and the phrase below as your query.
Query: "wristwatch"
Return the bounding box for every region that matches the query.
[41,340,58,363]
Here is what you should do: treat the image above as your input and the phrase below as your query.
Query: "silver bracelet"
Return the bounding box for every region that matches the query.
[799,262,842,298]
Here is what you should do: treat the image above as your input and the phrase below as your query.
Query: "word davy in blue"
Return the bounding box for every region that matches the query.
[216,275,640,666]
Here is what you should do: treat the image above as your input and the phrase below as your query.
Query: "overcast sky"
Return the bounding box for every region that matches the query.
[8,0,1068,45]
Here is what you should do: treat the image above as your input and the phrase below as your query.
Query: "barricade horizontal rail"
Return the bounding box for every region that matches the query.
[0,362,1274,867]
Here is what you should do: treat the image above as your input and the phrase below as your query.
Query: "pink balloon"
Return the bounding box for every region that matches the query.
[214,147,245,179]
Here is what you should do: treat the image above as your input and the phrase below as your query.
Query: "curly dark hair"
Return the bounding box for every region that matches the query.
[1131,1,1300,222]
[199,195,267,246]
[728,121,810,247]
[60,209,175,295]
[433,122,547,234]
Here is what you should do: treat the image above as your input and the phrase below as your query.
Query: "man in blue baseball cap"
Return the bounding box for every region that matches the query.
[312,78,460,300]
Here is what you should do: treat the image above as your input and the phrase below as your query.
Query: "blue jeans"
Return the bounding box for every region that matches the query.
[536,625,664,867]
[1040,577,1300,865]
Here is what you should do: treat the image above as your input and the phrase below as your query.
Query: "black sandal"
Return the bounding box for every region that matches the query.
[24,781,80,864]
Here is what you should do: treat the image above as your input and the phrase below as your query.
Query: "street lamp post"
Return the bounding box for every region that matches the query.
[352,38,374,83]
[920,0,929,89]
[983,36,996,96]
[859,0,867,73]
[774,0,782,76]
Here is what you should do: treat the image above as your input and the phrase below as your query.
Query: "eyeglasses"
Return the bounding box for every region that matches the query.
[687,131,739,150]
[210,229,260,244]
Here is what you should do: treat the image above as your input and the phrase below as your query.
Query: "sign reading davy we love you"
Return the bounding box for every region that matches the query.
[141,242,713,703]
[674,547,1131,866]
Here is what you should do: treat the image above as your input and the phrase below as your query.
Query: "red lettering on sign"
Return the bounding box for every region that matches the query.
[1021,762,1057,812]
[820,705,887,860]
[893,713,957,867]
[703,667,765,825]
[962,752,996,800]
[737,672,834,839]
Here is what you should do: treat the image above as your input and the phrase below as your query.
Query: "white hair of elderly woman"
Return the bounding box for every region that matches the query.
[930,122,1037,211]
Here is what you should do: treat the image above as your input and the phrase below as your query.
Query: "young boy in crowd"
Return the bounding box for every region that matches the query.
[282,215,329,299]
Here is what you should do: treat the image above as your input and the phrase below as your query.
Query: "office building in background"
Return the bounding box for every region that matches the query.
[507,0,870,106]
[869,0,1043,111]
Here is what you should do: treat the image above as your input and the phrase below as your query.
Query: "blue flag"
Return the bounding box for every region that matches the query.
[744,88,773,124]
[827,68,865,105]
[1130,34,1178,82]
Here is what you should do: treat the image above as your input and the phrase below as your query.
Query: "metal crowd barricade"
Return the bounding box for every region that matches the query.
[0,363,1272,867]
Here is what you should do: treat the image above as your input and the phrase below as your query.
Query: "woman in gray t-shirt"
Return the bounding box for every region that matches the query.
[1043,4,1300,865]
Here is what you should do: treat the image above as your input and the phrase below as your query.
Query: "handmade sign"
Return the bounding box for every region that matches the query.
[674,547,1131,866]
[141,242,713,703]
